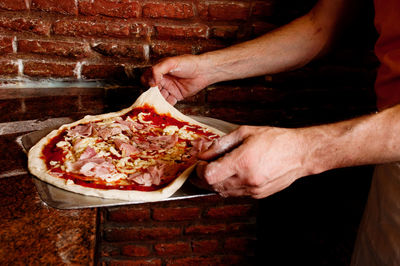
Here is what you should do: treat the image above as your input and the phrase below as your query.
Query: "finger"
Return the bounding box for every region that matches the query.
[166,95,178,105]
[160,88,169,99]
[198,126,250,161]
[152,58,178,85]
[212,175,243,192]
[201,151,239,185]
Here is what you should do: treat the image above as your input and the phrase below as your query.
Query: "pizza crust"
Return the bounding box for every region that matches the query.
[28,87,225,202]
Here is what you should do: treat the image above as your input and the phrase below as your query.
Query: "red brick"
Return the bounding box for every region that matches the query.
[79,94,105,114]
[224,237,255,253]
[91,42,144,59]
[252,1,274,17]
[32,0,78,15]
[24,61,75,78]
[81,63,127,80]
[105,226,182,241]
[166,256,225,266]
[154,241,191,255]
[199,2,249,21]
[193,41,225,54]
[79,0,140,18]
[107,207,150,222]
[0,36,13,54]
[100,244,120,257]
[121,244,152,257]
[155,24,208,40]
[109,259,162,266]
[143,3,194,19]
[53,19,130,38]
[24,96,80,118]
[211,25,239,39]
[180,91,206,104]
[152,207,201,221]
[227,222,256,234]
[192,239,219,254]
[205,204,253,219]
[18,39,90,58]
[185,224,226,235]
[151,42,192,58]
[0,61,18,76]
[252,21,276,36]
[0,0,27,11]
[0,16,51,36]
[0,99,22,122]
[207,85,283,103]
[130,22,149,38]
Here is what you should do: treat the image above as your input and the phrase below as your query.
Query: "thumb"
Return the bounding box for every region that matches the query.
[198,126,248,161]
[152,57,179,85]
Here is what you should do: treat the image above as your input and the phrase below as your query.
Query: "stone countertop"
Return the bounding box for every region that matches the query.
[0,130,97,265]
[0,174,97,265]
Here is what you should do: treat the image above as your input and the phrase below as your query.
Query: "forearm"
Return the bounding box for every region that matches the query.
[306,105,400,175]
[198,0,347,84]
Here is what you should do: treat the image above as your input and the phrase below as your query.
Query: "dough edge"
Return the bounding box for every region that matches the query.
[28,87,224,202]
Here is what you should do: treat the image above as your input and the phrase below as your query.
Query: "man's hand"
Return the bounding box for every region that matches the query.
[141,54,211,105]
[195,125,314,199]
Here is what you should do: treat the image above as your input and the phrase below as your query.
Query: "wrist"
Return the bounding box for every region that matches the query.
[198,51,236,85]
[301,125,342,176]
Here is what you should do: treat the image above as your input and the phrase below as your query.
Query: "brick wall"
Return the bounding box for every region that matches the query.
[99,196,257,265]
[0,0,377,127]
[0,0,280,82]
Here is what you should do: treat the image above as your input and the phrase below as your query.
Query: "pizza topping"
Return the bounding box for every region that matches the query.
[80,146,97,160]
[138,112,152,124]
[163,125,179,135]
[127,164,164,186]
[114,138,139,157]
[67,123,93,137]
[42,105,220,191]
[98,126,122,140]
[147,134,178,150]
[190,138,214,155]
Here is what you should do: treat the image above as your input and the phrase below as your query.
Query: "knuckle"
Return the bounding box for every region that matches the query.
[247,176,262,187]
[236,125,249,137]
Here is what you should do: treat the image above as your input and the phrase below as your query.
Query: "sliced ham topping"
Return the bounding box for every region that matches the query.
[127,172,152,186]
[127,164,165,186]
[148,134,178,150]
[98,127,122,140]
[147,164,164,185]
[80,161,116,179]
[66,156,115,179]
[67,124,93,137]
[116,120,134,131]
[114,139,139,157]
[79,146,97,160]
[133,121,144,130]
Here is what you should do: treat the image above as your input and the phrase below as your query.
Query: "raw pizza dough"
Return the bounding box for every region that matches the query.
[28,87,225,202]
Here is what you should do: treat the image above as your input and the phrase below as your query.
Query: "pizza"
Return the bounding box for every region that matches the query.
[28,87,224,202]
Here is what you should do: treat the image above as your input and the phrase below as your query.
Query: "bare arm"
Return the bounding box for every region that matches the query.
[196,0,348,84]
[142,0,348,104]
[196,105,400,199]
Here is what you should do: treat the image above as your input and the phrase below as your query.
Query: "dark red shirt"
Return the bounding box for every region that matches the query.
[374,0,400,110]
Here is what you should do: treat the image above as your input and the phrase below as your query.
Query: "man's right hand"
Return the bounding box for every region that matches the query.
[141,54,211,105]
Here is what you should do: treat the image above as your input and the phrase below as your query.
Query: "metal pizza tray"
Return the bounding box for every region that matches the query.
[22,116,238,209]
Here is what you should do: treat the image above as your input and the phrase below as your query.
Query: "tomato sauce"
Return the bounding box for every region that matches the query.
[41,104,217,191]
